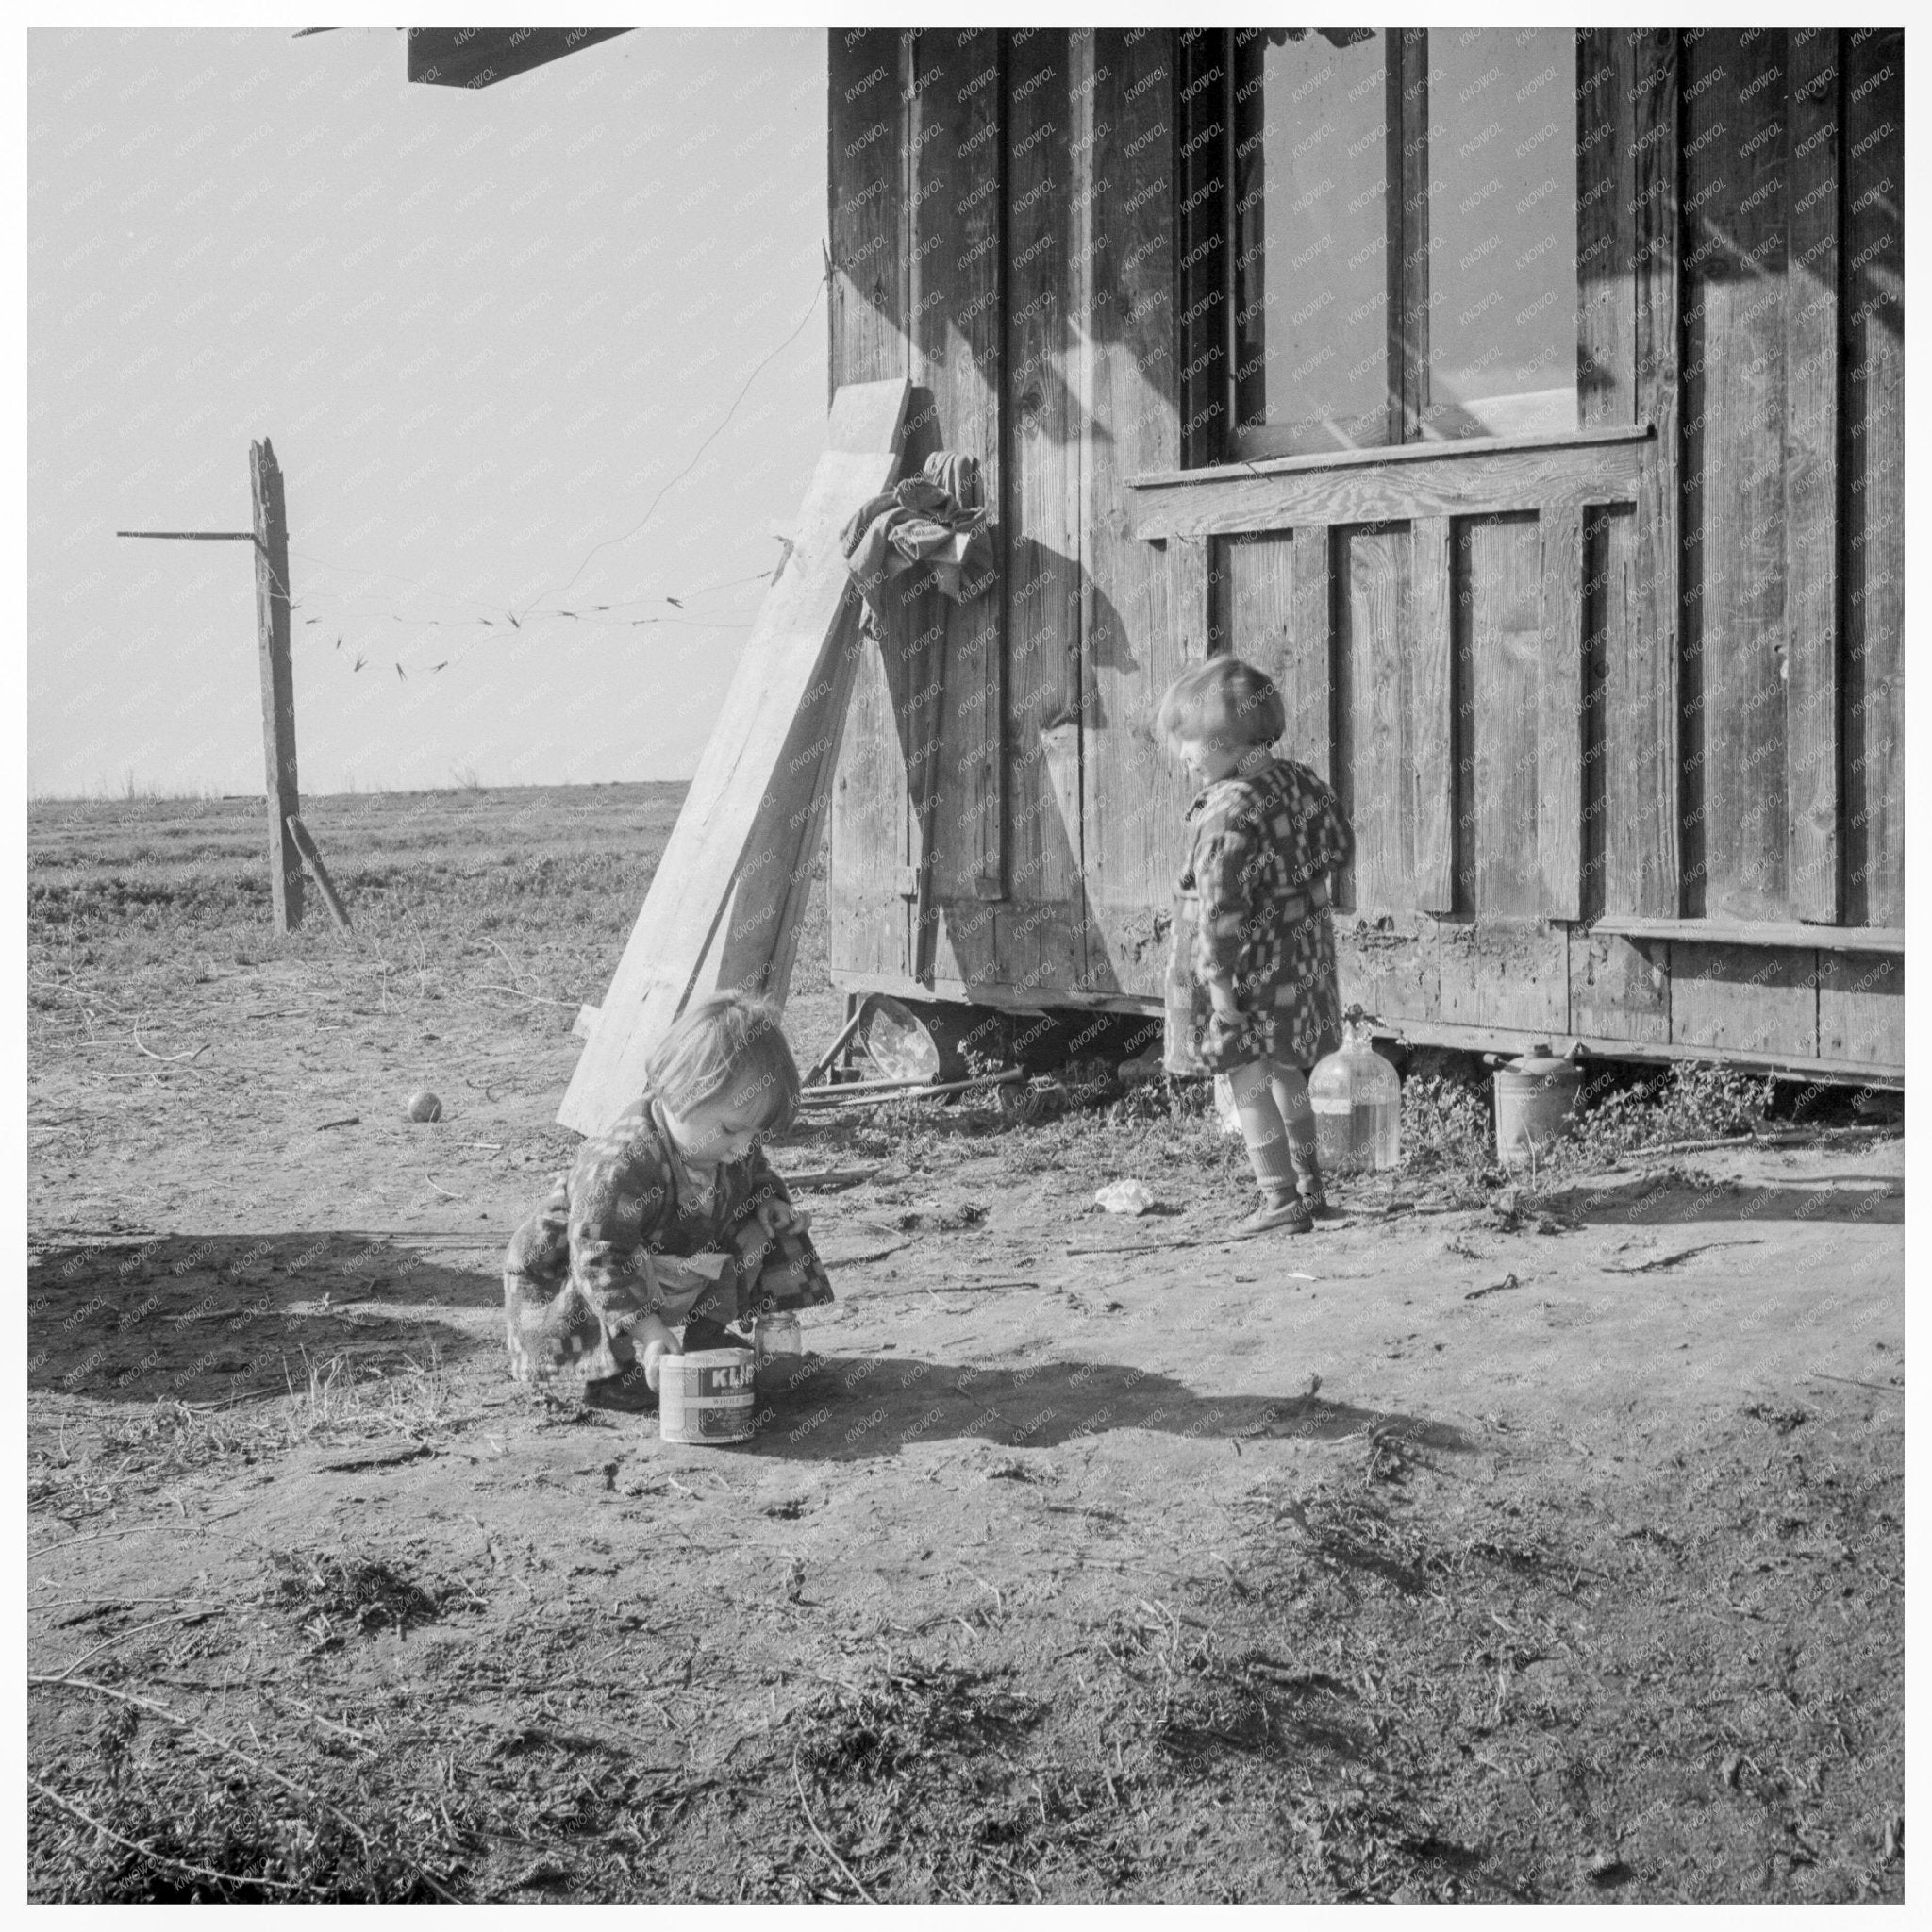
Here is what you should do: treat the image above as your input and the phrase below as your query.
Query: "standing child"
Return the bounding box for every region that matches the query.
[502,992,826,1393]
[1156,658,1356,1235]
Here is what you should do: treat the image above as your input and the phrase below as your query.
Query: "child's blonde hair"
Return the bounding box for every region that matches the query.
[1154,657,1286,756]
[644,992,801,1134]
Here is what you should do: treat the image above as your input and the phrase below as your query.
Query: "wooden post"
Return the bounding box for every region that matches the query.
[251,439,303,932]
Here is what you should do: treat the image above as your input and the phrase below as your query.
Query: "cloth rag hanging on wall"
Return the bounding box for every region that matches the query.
[841,450,996,619]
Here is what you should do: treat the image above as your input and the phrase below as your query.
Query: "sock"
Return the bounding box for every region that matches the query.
[1268,1065,1324,1201]
[1234,1084,1297,1203]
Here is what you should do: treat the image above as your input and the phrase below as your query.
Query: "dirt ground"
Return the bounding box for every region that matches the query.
[26,787,1907,1903]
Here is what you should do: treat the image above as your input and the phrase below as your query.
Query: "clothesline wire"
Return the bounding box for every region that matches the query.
[284,561,779,631]
[511,275,826,624]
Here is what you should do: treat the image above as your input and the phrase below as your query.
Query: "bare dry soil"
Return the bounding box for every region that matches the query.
[26,787,1905,1903]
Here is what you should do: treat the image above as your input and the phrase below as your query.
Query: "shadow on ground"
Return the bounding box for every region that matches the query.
[27,1232,499,1405]
[590,1351,1474,1464]
[1547,1171,1902,1229]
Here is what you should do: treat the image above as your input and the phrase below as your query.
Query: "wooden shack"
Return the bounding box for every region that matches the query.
[819,26,1904,1085]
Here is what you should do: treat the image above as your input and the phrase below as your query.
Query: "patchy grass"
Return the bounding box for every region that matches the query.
[28,784,1904,1904]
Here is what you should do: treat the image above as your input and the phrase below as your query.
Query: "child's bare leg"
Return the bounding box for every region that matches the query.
[1267,1061,1324,1204]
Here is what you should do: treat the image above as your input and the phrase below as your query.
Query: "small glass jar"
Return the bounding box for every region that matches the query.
[753,1311,802,1364]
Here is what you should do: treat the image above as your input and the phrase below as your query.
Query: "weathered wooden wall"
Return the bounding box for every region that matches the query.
[823,26,1904,1081]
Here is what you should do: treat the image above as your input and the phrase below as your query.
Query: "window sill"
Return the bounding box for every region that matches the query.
[1128,424,1653,541]
[1591,916,1904,957]
[1129,421,1654,492]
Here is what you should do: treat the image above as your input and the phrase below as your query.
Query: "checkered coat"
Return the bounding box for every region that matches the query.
[1163,756,1353,1076]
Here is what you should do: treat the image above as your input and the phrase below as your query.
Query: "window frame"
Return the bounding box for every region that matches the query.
[1176,26,1582,467]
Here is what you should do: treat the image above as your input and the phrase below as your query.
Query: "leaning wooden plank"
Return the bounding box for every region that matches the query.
[690,595,867,1008]
[558,377,910,1136]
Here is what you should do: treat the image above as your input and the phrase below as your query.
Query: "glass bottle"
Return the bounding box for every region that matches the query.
[1307,1005,1402,1173]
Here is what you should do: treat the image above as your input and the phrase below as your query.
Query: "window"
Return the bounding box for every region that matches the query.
[1180,27,1579,461]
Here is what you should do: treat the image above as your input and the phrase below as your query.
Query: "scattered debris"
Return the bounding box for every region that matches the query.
[1094,1179,1156,1216]
[314,1442,437,1474]
[1603,1238,1763,1274]
[1464,1274,1524,1302]
[774,1164,884,1192]
[983,1457,1059,1485]
[1740,1402,1809,1436]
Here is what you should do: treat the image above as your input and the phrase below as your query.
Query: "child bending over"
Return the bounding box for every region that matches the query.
[1156,657,1356,1236]
[503,992,823,1392]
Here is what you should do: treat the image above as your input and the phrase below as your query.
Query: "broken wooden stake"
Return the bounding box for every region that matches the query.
[285,817,352,931]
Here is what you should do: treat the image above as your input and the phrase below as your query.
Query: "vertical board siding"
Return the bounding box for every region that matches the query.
[1387,31,1429,443]
[1570,929,1670,1042]
[1175,28,1227,466]
[1680,28,1790,924]
[1670,941,1818,1057]
[1080,29,1185,997]
[998,28,1083,989]
[1627,29,1681,919]
[1337,525,1409,912]
[1783,29,1841,923]
[828,31,910,396]
[825,31,912,983]
[1288,528,1335,783]
[1224,535,1293,701]
[813,28,1897,1077]
[1462,514,1543,918]
[1537,504,1585,920]
[1170,537,1214,662]
[1576,32,1637,427]
[913,28,1006,914]
[1407,517,1455,913]
[1840,30,1903,928]
[1817,951,1903,1066]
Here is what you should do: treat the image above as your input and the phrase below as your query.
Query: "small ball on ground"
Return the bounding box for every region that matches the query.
[407,1091,442,1123]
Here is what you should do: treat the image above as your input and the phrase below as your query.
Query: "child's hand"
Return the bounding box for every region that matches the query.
[753,1196,810,1238]
[636,1313,680,1391]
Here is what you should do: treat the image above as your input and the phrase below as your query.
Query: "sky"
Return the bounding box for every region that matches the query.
[27,25,831,796]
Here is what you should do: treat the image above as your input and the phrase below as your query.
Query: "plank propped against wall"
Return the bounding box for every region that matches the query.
[558,378,910,1136]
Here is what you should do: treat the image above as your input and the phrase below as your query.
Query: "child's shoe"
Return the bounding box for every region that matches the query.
[1237,1191,1313,1237]
[1293,1162,1348,1223]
